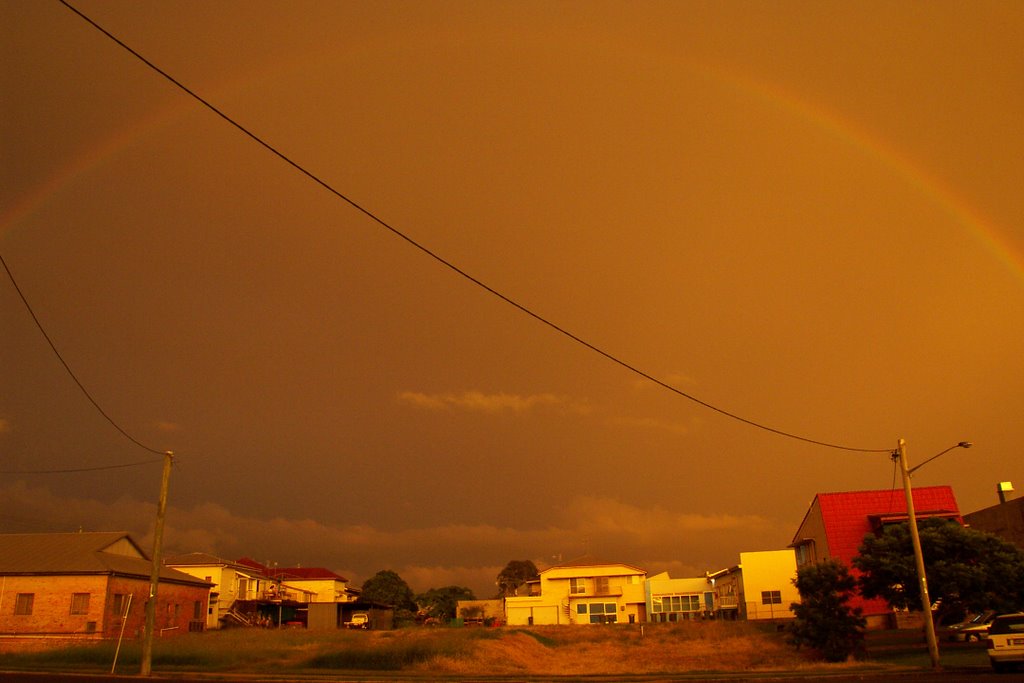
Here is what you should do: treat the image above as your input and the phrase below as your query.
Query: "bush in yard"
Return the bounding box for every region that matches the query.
[788,559,866,662]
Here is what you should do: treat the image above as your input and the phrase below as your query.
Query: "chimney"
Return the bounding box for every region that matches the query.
[997,481,1014,504]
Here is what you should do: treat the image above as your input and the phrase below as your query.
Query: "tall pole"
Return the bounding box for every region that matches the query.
[896,439,940,669]
[140,450,174,677]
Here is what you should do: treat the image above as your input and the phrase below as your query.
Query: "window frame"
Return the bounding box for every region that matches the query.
[112,593,129,618]
[70,592,91,615]
[14,593,34,616]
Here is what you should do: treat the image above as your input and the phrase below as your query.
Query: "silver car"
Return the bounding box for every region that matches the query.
[947,610,997,642]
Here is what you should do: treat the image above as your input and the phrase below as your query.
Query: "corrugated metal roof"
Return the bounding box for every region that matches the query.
[542,554,646,574]
[0,532,210,585]
[164,551,237,567]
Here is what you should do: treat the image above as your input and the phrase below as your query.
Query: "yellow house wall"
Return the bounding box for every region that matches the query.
[505,597,562,625]
[738,550,799,620]
[167,564,234,629]
[166,564,267,628]
[517,564,645,625]
[281,579,345,602]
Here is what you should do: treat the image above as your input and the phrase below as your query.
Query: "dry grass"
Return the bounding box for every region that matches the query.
[415,622,812,676]
[2,621,910,677]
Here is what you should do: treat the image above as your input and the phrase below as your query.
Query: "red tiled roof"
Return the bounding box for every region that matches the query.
[274,566,347,581]
[236,557,267,572]
[816,486,960,564]
[807,486,961,616]
[234,557,346,581]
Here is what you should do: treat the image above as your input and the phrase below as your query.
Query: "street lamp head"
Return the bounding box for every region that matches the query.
[958,441,972,449]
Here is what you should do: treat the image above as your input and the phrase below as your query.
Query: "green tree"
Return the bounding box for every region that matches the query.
[788,559,866,662]
[361,570,417,624]
[496,559,539,597]
[853,519,1024,623]
[416,585,476,622]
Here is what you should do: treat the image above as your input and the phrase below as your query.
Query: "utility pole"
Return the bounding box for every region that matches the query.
[896,438,940,669]
[893,439,971,670]
[140,450,174,677]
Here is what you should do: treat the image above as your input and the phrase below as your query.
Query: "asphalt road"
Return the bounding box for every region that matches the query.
[0,666,1019,683]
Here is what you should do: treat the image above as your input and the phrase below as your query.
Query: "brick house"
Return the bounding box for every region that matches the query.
[0,532,210,650]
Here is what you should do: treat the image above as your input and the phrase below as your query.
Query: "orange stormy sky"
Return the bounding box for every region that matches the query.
[2,0,1022,596]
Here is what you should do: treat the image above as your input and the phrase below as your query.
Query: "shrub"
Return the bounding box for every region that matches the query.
[788,559,866,662]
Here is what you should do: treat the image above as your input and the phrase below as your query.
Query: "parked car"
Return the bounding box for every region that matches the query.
[987,612,1024,673]
[947,610,998,642]
[344,612,370,629]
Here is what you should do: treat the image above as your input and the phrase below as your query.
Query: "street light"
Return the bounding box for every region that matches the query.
[893,438,972,670]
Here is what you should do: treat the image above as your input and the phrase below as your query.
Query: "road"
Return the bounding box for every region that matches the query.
[0,666,1017,683]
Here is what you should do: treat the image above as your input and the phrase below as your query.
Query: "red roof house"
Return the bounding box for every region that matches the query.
[236,558,356,602]
[790,486,961,626]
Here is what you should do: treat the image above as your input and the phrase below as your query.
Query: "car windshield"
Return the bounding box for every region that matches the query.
[989,616,1024,635]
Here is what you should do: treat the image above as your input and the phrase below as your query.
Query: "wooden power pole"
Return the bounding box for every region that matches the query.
[140,450,174,676]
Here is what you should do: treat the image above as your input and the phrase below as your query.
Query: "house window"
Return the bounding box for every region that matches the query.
[238,578,249,597]
[569,578,586,594]
[761,590,782,605]
[112,593,129,617]
[15,593,34,615]
[595,577,610,594]
[652,594,702,613]
[577,603,588,615]
[193,601,203,620]
[586,603,618,624]
[85,621,97,633]
[71,593,90,615]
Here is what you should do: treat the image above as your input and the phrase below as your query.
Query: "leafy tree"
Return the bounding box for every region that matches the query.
[415,585,476,622]
[788,559,866,662]
[496,559,539,597]
[853,519,1024,623]
[361,569,417,623]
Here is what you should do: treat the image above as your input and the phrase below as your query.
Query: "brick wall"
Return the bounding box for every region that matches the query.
[0,574,108,636]
[0,574,207,642]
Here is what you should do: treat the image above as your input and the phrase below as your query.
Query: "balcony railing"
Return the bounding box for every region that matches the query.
[570,585,623,598]
[260,589,299,601]
[718,595,739,608]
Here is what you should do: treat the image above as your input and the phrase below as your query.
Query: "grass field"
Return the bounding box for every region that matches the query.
[0,622,991,677]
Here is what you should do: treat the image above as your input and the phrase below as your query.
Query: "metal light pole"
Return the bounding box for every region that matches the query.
[894,439,971,670]
[140,450,174,677]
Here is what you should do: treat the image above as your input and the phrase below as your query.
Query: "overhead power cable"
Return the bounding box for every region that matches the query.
[1,252,168,457]
[0,458,165,475]
[57,0,890,454]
